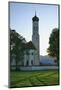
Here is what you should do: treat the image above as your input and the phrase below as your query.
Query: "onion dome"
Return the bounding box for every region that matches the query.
[32,12,39,21]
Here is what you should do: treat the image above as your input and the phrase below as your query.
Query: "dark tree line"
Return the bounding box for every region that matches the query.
[10,28,26,70]
[47,28,59,64]
[10,27,59,70]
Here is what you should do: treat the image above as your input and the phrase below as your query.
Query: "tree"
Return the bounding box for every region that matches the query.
[10,28,26,70]
[47,28,59,64]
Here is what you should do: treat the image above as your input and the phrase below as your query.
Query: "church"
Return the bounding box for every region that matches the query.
[23,13,40,66]
[11,13,40,69]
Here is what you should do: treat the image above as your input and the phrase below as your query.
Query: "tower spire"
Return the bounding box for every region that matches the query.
[32,11,40,65]
[35,11,36,16]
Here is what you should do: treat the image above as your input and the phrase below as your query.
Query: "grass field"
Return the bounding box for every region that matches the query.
[10,70,59,88]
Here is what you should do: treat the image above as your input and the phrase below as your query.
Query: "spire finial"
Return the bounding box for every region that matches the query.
[35,11,36,16]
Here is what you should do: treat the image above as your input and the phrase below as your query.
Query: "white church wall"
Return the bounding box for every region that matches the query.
[29,49,35,66]
[19,66,58,71]
[34,51,40,65]
[11,58,16,66]
[24,52,27,66]
[23,49,36,66]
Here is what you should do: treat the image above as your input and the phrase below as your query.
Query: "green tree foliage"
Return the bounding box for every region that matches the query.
[47,28,59,64]
[10,28,26,70]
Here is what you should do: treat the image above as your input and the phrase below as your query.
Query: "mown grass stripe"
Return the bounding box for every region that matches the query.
[10,70,59,87]
[29,77,44,86]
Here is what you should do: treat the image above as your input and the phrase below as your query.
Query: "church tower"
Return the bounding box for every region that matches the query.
[32,12,40,65]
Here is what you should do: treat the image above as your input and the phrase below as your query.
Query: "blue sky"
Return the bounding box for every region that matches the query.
[10,2,58,55]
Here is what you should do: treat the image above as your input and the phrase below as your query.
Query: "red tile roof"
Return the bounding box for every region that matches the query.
[24,41,36,50]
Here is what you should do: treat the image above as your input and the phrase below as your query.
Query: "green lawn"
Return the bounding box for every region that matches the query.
[10,70,59,88]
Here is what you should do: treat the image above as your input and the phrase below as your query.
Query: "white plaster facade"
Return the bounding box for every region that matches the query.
[24,49,36,66]
[32,14,40,65]
[11,13,40,68]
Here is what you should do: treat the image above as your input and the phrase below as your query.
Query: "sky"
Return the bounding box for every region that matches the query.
[10,2,58,55]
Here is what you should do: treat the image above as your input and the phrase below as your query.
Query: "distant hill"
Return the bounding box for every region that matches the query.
[40,55,57,65]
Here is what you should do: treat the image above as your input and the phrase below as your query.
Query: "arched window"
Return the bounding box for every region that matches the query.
[31,60,33,65]
[32,52,33,55]
[26,60,29,66]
